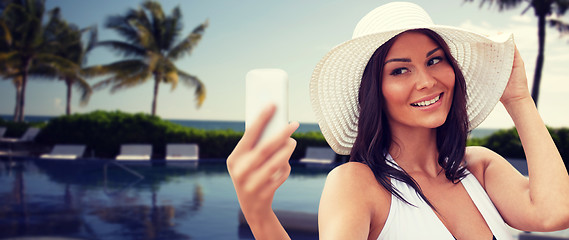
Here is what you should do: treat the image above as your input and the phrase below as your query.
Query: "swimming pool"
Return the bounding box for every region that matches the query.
[2,158,569,240]
[0,159,327,240]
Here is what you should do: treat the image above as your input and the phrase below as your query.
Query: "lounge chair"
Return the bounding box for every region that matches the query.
[40,144,86,160]
[115,144,152,160]
[299,146,336,167]
[0,127,40,143]
[0,127,41,159]
[166,143,199,161]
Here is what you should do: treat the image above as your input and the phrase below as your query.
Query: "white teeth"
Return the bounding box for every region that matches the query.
[411,94,440,107]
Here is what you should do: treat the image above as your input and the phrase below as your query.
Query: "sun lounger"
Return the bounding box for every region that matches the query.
[0,127,40,143]
[115,144,152,160]
[40,144,86,160]
[0,127,41,159]
[166,143,199,161]
[299,146,336,167]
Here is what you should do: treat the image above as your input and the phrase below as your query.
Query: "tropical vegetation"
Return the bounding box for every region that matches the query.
[0,0,75,122]
[42,8,98,115]
[465,0,569,106]
[0,0,208,121]
[93,1,208,116]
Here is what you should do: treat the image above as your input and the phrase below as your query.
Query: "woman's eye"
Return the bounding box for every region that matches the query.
[428,57,443,66]
[390,68,408,76]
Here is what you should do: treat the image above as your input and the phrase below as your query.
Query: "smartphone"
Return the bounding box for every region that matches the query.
[245,68,288,145]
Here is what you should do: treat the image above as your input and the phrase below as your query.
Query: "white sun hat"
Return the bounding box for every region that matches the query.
[310,2,515,155]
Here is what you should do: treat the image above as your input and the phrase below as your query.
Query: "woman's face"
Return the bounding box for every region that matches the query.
[381,31,455,131]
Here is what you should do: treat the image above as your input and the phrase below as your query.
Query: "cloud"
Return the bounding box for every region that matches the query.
[54,98,64,111]
[511,14,532,24]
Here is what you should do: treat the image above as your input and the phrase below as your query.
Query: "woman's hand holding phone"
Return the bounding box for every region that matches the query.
[227,105,298,238]
[227,69,298,239]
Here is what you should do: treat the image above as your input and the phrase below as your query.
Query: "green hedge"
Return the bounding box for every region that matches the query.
[2,111,328,159]
[29,111,242,158]
[2,111,569,166]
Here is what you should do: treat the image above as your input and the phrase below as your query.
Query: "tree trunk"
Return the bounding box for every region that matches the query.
[13,81,22,122]
[18,63,29,122]
[531,12,546,107]
[151,75,160,116]
[66,78,73,115]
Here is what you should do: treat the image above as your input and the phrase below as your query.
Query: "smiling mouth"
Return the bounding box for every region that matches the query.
[411,93,442,107]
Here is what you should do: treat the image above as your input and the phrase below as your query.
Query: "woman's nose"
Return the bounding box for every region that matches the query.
[415,68,436,90]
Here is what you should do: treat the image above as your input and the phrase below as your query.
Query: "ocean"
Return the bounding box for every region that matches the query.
[0,115,497,138]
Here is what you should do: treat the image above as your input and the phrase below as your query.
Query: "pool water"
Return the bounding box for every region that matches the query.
[0,159,328,240]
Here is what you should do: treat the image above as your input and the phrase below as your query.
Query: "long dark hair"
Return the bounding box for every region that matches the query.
[350,29,469,207]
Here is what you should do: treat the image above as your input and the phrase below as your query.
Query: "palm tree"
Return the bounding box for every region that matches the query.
[42,8,97,115]
[465,0,569,107]
[0,0,74,121]
[94,1,208,116]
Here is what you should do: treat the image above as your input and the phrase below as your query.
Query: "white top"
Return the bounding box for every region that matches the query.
[377,160,514,240]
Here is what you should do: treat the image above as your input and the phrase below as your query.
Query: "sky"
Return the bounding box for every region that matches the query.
[1,0,568,129]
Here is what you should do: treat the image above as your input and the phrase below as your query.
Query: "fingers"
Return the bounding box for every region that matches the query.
[237,104,276,151]
[245,122,299,173]
[230,121,299,180]
[244,138,297,197]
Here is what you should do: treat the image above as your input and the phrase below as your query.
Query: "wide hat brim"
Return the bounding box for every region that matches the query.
[310,4,515,155]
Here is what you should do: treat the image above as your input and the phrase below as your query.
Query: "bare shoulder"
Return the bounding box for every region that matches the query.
[319,162,390,239]
[465,146,508,187]
[323,162,386,204]
[465,146,501,166]
[327,161,378,184]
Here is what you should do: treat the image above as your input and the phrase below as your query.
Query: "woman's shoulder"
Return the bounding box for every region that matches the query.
[328,161,376,180]
[322,161,390,207]
[319,162,391,239]
[465,146,504,166]
[465,146,505,187]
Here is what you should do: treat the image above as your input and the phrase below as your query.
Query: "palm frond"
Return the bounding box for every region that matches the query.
[163,65,179,91]
[553,0,569,15]
[161,5,182,51]
[35,53,78,73]
[96,40,146,58]
[81,64,114,78]
[143,1,166,49]
[105,12,141,43]
[167,19,208,60]
[72,76,92,106]
[0,21,13,46]
[178,69,206,107]
[109,69,151,93]
[143,1,165,22]
[549,18,569,36]
[84,25,98,53]
[91,59,151,93]
[27,63,57,79]
[129,19,156,51]
[0,51,18,62]
[91,76,115,91]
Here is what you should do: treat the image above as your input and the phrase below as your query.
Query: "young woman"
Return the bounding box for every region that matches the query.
[227,2,569,239]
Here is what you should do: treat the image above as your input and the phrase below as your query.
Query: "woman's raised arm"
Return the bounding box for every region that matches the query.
[476,46,569,232]
[227,104,299,239]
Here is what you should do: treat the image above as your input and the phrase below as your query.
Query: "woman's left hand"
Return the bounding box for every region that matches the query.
[500,46,532,107]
